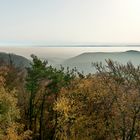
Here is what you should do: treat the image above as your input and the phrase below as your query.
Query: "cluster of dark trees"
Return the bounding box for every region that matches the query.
[0,54,140,140]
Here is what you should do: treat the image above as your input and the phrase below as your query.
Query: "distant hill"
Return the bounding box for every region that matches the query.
[62,50,140,74]
[0,52,30,68]
[1,50,140,74]
[40,57,65,66]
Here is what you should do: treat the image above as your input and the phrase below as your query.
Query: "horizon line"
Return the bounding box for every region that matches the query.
[1,44,140,47]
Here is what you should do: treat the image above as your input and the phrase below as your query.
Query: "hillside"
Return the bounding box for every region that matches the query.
[1,50,140,74]
[0,52,30,68]
[62,50,140,74]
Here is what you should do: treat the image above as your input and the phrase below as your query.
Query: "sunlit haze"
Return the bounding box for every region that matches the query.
[0,0,140,45]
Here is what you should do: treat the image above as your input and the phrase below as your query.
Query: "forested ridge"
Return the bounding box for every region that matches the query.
[0,54,140,140]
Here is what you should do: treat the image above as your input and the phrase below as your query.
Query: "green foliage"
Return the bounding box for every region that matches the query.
[25,55,76,139]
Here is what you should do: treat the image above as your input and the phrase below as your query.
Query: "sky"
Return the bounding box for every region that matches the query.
[0,0,140,45]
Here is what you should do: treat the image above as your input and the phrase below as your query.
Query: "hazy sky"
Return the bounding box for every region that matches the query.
[0,0,140,45]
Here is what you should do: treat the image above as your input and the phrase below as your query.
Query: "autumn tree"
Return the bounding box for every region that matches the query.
[94,60,140,140]
[25,55,76,139]
[0,68,31,140]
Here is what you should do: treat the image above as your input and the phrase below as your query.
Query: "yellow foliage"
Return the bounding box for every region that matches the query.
[54,75,140,140]
[0,75,32,140]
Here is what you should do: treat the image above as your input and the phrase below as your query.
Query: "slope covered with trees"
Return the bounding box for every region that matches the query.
[62,50,140,74]
[0,52,30,68]
[0,55,140,140]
